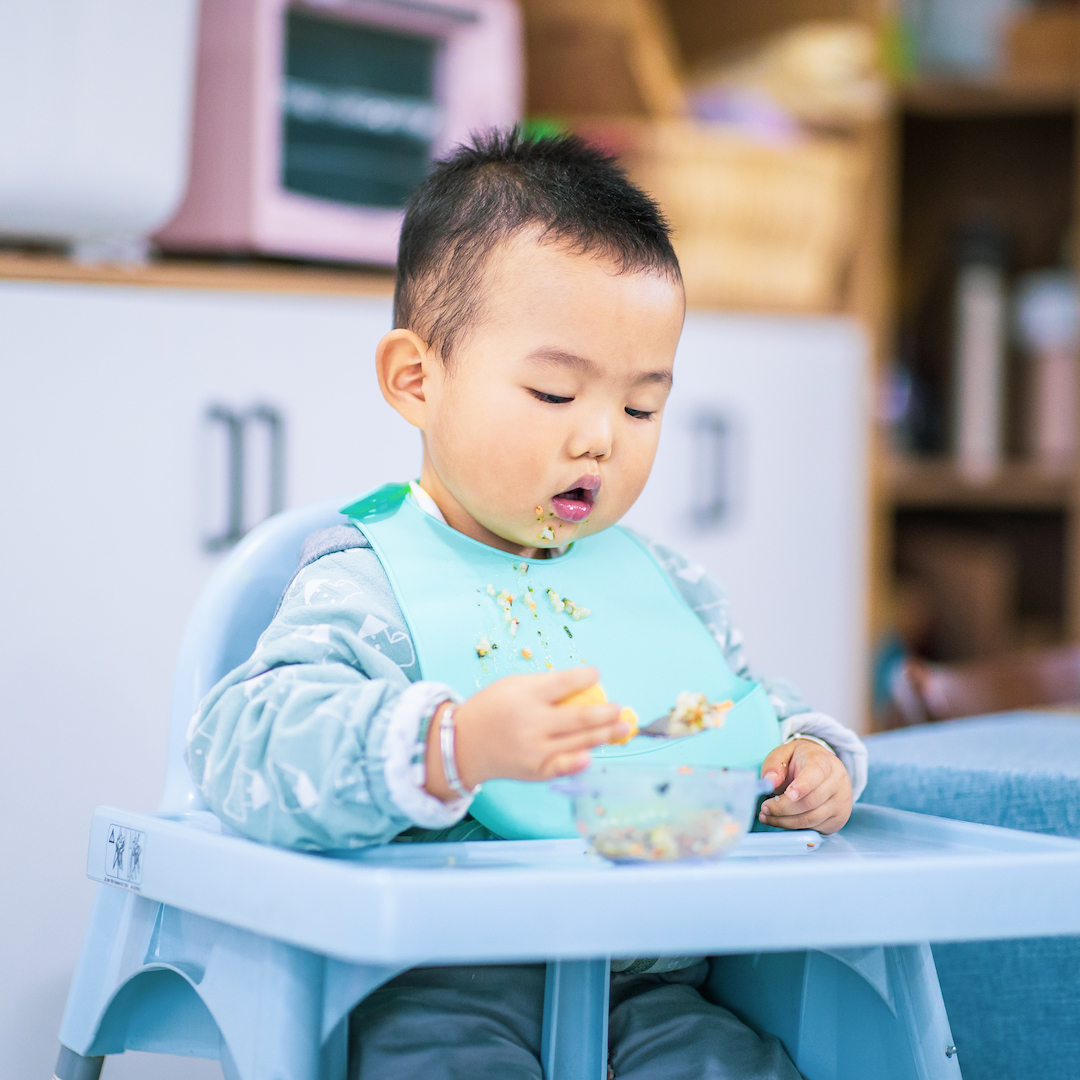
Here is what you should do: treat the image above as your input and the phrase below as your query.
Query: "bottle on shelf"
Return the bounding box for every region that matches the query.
[953,222,1008,482]
[1014,269,1080,474]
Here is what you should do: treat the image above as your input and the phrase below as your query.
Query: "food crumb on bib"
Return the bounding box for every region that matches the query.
[476,636,492,658]
[564,598,591,621]
[521,648,533,659]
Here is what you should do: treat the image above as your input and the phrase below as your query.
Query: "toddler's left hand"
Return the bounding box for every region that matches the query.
[758,738,852,835]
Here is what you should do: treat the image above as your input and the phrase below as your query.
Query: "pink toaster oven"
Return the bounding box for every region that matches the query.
[155,0,521,265]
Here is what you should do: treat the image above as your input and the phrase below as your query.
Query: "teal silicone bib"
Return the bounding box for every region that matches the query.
[344,484,781,839]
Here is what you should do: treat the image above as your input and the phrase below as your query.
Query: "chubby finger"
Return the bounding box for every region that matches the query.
[778,773,837,816]
[537,665,602,702]
[760,804,847,834]
[539,749,592,779]
[548,702,621,736]
[761,775,848,821]
[759,795,831,825]
[763,766,841,815]
[784,757,830,804]
[760,744,796,791]
[549,719,630,754]
[761,789,828,824]
[813,813,848,836]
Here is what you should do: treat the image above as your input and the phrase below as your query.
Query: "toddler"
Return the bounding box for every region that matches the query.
[188,128,866,1079]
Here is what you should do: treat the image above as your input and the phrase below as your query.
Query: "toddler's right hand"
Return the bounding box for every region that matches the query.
[442,667,627,793]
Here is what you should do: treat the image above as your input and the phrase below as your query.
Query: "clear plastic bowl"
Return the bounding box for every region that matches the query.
[553,765,774,863]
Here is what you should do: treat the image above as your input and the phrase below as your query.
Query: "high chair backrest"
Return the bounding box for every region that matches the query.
[160,498,350,813]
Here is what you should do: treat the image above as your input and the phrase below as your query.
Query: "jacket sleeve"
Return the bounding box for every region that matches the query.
[634,532,868,799]
[186,547,471,850]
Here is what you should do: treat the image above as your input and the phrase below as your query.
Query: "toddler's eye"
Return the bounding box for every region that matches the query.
[529,390,574,404]
[625,407,654,420]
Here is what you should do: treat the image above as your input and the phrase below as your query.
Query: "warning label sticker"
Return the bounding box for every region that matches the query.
[104,823,144,891]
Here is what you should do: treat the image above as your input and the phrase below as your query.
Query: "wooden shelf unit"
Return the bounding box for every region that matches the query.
[653,1,1080,711]
[900,78,1079,116]
[887,73,1080,662]
[887,459,1073,511]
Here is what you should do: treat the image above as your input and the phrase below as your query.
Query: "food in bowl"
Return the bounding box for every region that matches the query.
[590,811,741,861]
[554,765,774,863]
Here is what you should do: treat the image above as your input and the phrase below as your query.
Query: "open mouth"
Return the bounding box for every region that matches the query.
[551,476,600,523]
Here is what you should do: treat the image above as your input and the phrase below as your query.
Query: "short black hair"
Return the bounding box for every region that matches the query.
[394,126,681,361]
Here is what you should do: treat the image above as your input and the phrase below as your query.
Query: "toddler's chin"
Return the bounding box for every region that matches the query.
[486,517,573,553]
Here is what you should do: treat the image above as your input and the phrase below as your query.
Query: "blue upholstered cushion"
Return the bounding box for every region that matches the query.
[864,714,1080,836]
[864,713,1080,1080]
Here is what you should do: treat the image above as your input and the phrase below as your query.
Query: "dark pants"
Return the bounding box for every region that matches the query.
[349,961,800,1079]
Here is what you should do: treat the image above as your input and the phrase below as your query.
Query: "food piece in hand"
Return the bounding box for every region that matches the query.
[560,683,639,743]
[613,706,639,743]
[561,683,608,708]
[659,692,733,737]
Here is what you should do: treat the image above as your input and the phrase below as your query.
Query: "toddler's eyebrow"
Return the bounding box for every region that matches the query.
[524,347,673,388]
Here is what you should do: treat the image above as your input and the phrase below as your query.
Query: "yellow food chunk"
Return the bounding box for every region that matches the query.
[611,707,639,744]
[561,686,638,744]
[561,683,608,707]
[620,706,638,726]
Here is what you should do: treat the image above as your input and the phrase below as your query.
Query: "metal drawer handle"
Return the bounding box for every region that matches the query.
[689,411,730,529]
[203,403,286,552]
[204,405,245,553]
[248,404,285,521]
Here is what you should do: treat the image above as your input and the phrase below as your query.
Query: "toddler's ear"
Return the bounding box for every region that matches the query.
[377,328,435,428]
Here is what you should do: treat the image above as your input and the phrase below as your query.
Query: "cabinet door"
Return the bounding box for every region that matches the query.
[622,312,869,730]
[0,281,410,1077]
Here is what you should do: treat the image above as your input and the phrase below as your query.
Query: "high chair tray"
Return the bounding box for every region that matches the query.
[87,804,1080,965]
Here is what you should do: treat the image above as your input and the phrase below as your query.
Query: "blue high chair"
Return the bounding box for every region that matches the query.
[55,498,961,1080]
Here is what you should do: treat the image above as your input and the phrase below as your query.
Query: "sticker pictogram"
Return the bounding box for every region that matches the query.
[105,824,144,890]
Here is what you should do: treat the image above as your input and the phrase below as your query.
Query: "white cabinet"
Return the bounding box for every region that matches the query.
[623,311,869,730]
[0,281,410,1077]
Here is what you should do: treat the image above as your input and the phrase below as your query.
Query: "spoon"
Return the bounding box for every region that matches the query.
[631,696,734,739]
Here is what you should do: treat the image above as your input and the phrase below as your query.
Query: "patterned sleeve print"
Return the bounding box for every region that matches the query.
[627,531,812,721]
[186,547,466,850]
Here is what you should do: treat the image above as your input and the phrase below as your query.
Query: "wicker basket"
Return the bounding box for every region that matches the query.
[612,121,869,312]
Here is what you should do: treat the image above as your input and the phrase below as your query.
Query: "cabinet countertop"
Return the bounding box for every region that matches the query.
[0,249,396,298]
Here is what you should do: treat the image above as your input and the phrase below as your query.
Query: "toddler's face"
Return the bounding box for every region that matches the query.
[385,234,685,555]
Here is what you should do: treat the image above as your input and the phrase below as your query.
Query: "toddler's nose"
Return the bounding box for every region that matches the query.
[568,414,612,460]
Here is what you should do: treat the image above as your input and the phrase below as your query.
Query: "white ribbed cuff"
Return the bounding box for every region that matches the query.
[382,680,472,828]
[779,712,868,801]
